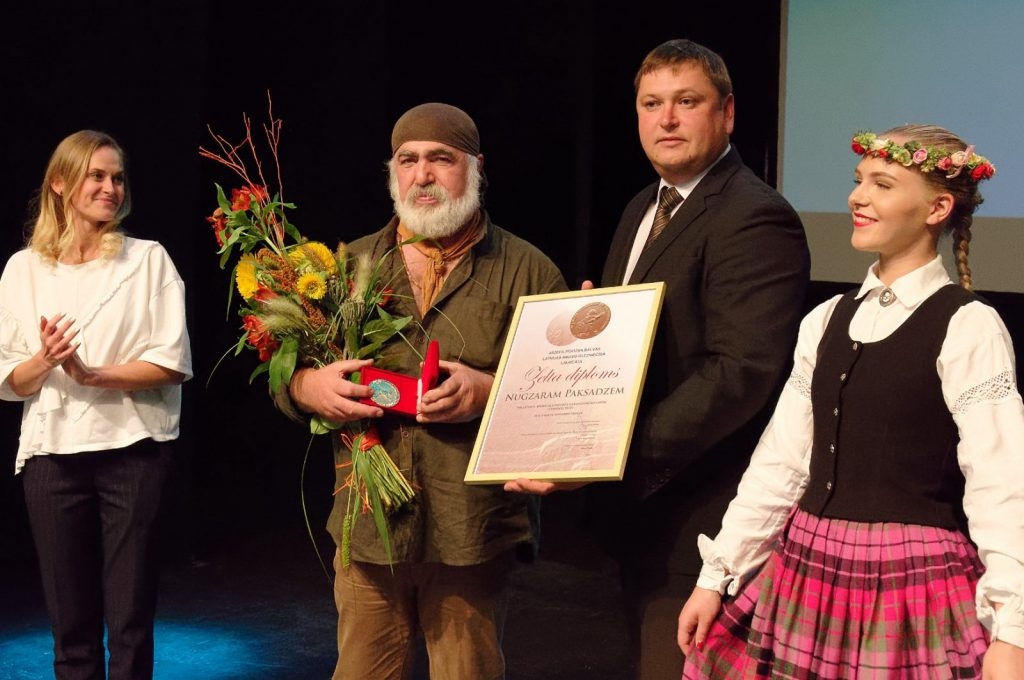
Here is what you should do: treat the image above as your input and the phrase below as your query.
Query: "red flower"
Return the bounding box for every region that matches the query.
[876,149,889,159]
[851,140,866,155]
[937,157,953,172]
[971,163,995,181]
[242,314,279,361]
[377,287,393,307]
[207,207,228,246]
[253,286,278,302]
[231,187,253,211]
[232,185,270,210]
[249,185,270,202]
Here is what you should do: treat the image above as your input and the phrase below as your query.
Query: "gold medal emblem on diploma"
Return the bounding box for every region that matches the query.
[569,302,611,339]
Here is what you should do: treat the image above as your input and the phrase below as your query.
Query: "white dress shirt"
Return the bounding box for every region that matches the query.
[695,255,1024,646]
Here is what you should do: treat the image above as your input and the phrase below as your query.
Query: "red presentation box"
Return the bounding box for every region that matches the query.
[358,340,440,416]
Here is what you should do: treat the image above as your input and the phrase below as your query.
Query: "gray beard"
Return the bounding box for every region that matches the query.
[388,160,483,239]
[394,190,480,239]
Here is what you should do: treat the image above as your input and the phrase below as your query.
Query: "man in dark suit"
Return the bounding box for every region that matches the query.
[507,38,809,679]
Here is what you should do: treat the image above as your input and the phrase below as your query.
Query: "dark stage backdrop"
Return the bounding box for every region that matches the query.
[0,2,795,565]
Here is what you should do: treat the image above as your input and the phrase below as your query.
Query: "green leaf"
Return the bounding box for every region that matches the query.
[345,325,360,360]
[214,183,231,212]
[355,339,385,360]
[269,336,299,392]
[356,315,414,359]
[283,218,302,243]
[248,360,270,383]
[309,416,342,435]
[352,444,396,567]
[224,271,239,321]
[364,315,411,340]
[233,329,249,356]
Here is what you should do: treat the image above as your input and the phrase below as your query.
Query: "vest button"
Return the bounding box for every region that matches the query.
[833,407,839,416]
[825,481,833,491]
[829,443,835,453]
[852,342,859,351]
[839,372,847,381]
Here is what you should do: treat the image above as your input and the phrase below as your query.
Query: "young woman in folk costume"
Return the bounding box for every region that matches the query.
[678,124,1024,678]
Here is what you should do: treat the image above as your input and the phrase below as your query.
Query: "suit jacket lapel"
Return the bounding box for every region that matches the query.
[627,147,743,284]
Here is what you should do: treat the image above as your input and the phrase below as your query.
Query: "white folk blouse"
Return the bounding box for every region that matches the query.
[0,237,193,474]
[695,255,1024,646]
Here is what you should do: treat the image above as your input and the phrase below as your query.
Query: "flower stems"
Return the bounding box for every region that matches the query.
[338,429,415,569]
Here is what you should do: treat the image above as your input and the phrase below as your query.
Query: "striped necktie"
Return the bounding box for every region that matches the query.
[646,185,683,247]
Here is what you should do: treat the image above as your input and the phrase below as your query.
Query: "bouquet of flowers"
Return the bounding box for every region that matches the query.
[201,97,415,566]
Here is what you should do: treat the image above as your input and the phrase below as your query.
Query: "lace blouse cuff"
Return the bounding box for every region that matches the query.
[978,593,1024,648]
[696,534,738,596]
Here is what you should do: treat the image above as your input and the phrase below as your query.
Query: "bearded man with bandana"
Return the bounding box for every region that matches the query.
[279,102,567,680]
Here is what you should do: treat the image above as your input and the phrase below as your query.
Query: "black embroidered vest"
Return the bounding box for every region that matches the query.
[798,285,981,532]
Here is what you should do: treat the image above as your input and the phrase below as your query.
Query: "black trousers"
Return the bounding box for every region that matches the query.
[22,439,172,680]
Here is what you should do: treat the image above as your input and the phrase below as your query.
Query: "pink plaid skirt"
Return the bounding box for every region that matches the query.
[683,508,989,679]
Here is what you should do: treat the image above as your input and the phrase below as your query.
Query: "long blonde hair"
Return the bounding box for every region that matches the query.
[880,124,986,290]
[27,130,130,263]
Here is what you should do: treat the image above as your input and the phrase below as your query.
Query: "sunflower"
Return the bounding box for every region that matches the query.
[296,272,328,300]
[288,241,337,275]
[235,253,259,300]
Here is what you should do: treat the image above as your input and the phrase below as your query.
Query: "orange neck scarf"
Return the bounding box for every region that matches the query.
[397,212,485,316]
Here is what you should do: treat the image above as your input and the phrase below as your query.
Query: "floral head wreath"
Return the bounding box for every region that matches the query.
[851,131,995,182]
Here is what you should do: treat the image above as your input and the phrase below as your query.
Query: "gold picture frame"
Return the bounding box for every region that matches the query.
[465,282,665,484]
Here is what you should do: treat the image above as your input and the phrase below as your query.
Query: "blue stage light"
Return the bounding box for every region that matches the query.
[0,619,299,680]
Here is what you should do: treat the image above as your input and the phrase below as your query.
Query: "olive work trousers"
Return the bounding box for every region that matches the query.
[332,549,516,680]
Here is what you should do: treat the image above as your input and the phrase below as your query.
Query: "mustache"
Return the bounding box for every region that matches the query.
[405,184,448,205]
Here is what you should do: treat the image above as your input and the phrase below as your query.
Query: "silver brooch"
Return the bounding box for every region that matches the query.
[878,288,897,307]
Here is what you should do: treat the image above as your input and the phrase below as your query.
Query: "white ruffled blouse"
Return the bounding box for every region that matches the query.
[695,255,1024,647]
[0,238,193,474]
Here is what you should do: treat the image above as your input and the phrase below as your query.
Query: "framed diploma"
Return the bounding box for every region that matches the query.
[465,282,665,484]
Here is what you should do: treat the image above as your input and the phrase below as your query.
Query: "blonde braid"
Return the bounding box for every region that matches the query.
[951,217,973,290]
